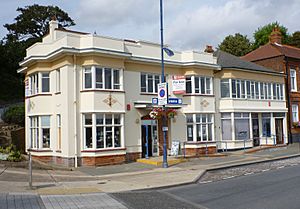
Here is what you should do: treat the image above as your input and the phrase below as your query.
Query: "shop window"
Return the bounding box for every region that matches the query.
[186,114,213,142]
[234,113,250,140]
[262,113,271,137]
[221,113,232,140]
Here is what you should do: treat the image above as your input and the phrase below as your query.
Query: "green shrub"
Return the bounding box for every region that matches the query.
[1,104,25,126]
[0,145,23,162]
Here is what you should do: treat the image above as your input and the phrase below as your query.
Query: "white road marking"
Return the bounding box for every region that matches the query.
[244,172,254,176]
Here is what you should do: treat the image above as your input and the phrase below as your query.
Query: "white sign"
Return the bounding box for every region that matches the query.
[172,75,185,94]
[171,140,180,156]
[158,83,168,106]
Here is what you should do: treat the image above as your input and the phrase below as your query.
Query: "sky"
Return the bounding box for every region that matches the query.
[1,0,300,51]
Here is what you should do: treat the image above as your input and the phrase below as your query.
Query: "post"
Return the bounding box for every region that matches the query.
[244,140,246,151]
[205,141,208,156]
[160,0,168,168]
[266,136,268,146]
[28,149,32,189]
[145,125,149,159]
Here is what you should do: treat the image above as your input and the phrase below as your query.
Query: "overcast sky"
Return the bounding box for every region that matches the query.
[1,0,300,51]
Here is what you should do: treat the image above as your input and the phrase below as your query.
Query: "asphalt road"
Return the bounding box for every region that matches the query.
[163,164,300,209]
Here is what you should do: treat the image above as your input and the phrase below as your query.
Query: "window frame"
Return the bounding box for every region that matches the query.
[186,113,213,142]
[140,73,161,94]
[185,76,213,95]
[29,115,51,150]
[292,104,299,123]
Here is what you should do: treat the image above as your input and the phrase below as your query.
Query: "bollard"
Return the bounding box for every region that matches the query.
[244,139,246,151]
[205,141,208,156]
[266,137,268,146]
[225,141,228,152]
[28,150,32,189]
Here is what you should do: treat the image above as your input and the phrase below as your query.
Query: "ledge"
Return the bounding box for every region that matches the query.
[183,94,215,97]
[25,93,52,99]
[80,89,125,93]
[81,148,126,153]
[27,149,53,152]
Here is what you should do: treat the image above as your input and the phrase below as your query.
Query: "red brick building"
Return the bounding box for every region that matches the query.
[242,28,300,142]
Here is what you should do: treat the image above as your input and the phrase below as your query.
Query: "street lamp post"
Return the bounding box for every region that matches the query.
[160,0,168,168]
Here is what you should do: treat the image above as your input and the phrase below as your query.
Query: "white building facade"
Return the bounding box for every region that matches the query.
[19,21,288,166]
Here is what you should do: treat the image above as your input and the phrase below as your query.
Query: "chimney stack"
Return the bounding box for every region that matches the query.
[269,26,282,44]
[49,16,58,41]
[204,45,214,53]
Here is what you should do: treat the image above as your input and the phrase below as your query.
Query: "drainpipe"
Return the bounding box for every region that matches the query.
[285,56,292,144]
[73,54,78,167]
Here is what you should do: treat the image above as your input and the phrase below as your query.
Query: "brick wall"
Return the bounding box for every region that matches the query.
[184,147,216,156]
[126,152,141,162]
[80,154,126,166]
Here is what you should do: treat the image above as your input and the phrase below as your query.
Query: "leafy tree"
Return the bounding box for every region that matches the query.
[1,104,25,126]
[218,33,252,56]
[253,22,289,49]
[289,31,300,48]
[4,4,75,42]
[0,4,75,103]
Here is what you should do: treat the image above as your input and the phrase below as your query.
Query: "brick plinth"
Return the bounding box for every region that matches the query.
[32,155,74,167]
[126,152,141,162]
[80,154,126,166]
[184,146,216,156]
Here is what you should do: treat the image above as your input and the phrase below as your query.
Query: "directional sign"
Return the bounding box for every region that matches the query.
[168,98,182,105]
[152,98,158,105]
[158,83,168,106]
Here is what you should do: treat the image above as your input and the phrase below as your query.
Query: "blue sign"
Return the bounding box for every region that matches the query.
[168,98,182,105]
[152,98,158,105]
[159,89,166,97]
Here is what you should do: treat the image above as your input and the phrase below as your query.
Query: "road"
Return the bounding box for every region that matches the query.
[161,163,300,209]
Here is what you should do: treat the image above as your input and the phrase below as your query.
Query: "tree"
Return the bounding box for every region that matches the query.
[0,4,75,104]
[218,33,252,57]
[3,4,75,42]
[253,22,289,49]
[289,31,300,48]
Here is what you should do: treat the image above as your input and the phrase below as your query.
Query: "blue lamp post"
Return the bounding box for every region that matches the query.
[160,0,174,168]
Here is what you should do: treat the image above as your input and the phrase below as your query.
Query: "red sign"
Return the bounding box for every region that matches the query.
[172,75,186,94]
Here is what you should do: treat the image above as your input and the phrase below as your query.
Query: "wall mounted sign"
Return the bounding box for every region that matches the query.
[172,75,185,94]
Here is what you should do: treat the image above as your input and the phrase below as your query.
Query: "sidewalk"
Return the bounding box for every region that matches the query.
[0,143,300,195]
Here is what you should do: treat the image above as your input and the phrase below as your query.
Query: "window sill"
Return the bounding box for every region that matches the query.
[185,141,215,145]
[25,93,52,99]
[80,89,125,93]
[27,149,52,152]
[183,94,214,97]
[140,92,157,96]
[54,92,61,95]
[81,148,126,152]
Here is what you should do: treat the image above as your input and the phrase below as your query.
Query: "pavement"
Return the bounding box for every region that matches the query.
[0,143,300,208]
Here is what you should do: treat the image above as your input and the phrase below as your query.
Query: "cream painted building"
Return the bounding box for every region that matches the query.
[19,21,287,167]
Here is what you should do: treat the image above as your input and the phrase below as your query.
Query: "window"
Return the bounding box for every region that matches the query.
[140,73,160,93]
[221,113,232,140]
[83,66,122,90]
[221,79,230,98]
[41,73,50,93]
[29,116,51,149]
[186,114,213,142]
[185,76,213,95]
[56,69,61,92]
[292,104,298,122]
[234,113,250,140]
[290,69,297,91]
[29,74,39,95]
[262,113,271,137]
[57,114,61,150]
[83,113,123,149]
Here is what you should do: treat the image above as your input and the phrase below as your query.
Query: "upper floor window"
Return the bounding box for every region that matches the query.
[185,76,213,95]
[83,66,122,90]
[221,79,284,101]
[28,72,50,96]
[56,69,61,92]
[290,69,297,91]
[292,104,298,122]
[141,73,160,93]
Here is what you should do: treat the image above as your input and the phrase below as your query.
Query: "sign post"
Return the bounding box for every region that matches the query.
[158,83,168,106]
[28,149,32,189]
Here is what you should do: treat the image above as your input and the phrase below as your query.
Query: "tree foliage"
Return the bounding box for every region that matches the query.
[1,104,25,126]
[4,4,75,42]
[218,33,252,56]
[0,4,75,104]
[253,22,289,49]
[289,31,300,48]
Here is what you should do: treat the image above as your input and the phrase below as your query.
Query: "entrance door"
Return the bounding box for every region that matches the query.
[252,114,260,146]
[275,118,284,144]
[141,120,158,158]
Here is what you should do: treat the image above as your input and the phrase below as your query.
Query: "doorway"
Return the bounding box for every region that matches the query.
[252,113,260,146]
[275,118,284,144]
[141,119,158,158]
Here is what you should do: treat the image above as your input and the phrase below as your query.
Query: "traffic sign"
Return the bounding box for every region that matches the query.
[158,83,168,106]
[168,98,182,105]
[152,98,158,105]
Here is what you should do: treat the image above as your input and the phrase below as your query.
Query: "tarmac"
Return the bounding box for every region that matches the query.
[1,143,300,195]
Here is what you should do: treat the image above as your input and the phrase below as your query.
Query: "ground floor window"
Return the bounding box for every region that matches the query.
[29,115,51,149]
[262,113,271,137]
[83,113,123,149]
[221,113,232,140]
[186,113,213,142]
[234,113,250,140]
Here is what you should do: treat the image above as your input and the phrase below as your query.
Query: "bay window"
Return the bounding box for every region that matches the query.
[185,76,213,95]
[83,113,123,149]
[29,115,51,149]
[28,72,51,96]
[186,114,213,142]
[83,66,122,90]
[221,79,230,98]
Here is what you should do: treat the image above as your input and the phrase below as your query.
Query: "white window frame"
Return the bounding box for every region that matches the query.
[83,113,124,150]
[186,114,213,142]
[292,104,299,122]
[290,69,297,92]
[56,69,61,93]
[29,115,51,150]
[83,66,123,91]
[140,73,161,93]
[185,76,213,95]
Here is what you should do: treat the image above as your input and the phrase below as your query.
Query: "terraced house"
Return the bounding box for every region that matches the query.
[19,20,288,167]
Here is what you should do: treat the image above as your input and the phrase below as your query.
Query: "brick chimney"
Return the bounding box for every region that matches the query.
[269,26,282,44]
[204,45,214,53]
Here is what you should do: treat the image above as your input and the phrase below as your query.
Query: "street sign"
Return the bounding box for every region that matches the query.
[152,98,158,105]
[168,98,182,105]
[158,83,168,106]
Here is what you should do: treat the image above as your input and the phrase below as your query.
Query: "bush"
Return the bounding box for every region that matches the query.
[1,104,25,126]
[0,145,23,162]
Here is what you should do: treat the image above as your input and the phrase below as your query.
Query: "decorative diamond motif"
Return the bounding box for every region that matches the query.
[200,100,209,107]
[103,94,118,107]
